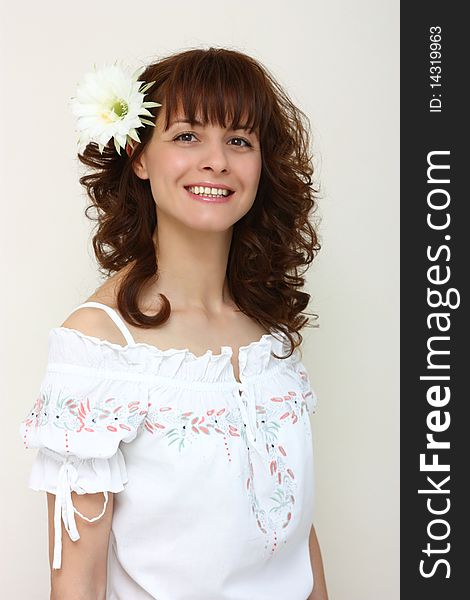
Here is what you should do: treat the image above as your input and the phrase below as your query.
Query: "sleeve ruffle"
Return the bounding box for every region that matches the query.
[29,447,128,495]
[19,342,149,570]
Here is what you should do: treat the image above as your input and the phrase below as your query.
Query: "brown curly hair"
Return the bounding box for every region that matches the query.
[77,47,322,358]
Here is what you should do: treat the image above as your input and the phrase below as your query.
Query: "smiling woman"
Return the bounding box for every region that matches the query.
[19,47,327,600]
[129,113,262,233]
[77,47,321,352]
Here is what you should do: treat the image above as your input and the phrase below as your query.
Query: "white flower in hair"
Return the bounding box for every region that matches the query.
[69,60,161,155]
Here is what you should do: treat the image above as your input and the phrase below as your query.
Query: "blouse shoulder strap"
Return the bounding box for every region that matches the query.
[68,301,136,346]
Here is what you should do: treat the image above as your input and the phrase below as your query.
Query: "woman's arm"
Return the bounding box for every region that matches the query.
[47,491,113,600]
[307,524,329,600]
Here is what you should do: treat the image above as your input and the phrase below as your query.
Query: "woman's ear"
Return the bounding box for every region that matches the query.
[127,143,149,180]
[125,141,135,158]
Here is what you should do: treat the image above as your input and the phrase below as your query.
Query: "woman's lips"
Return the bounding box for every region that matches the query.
[184,187,234,203]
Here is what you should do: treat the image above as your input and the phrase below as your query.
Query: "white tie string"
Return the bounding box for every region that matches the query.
[52,459,109,569]
[236,385,258,446]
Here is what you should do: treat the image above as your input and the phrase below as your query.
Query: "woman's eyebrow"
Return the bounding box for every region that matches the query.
[168,118,251,131]
[168,119,202,128]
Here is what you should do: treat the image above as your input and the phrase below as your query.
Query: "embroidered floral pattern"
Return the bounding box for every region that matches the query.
[248,390,304,553]
[22,385,148,436]
[145,401,246,463]
[22,368,315,558]
[297,368,317,415]
[143,385,312,555]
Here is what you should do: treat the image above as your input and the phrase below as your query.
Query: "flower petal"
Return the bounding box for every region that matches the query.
[127,129,141,143]
[70,62,161,156]
[113,137,122,155]
[142,101,161,108]
[139,81,156,94]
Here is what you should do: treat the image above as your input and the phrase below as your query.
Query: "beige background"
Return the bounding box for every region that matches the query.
[0,0,399,598]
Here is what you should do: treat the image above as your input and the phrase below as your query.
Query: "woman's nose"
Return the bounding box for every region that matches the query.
[198,141,230,173]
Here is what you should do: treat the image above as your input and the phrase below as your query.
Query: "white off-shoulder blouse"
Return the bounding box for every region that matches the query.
[19,301,318,600]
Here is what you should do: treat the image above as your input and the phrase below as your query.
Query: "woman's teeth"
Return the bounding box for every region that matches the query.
[187,185,232,197]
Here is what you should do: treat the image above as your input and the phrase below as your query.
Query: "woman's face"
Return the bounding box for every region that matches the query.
[132,109,262,232]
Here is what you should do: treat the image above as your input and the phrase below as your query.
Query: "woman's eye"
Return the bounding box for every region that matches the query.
[229,137,252,148]
[173,133,252,147]
[174,132,197,143]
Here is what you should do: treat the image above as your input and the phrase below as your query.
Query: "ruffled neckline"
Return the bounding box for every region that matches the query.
[52,326,275,359]
[48,326,295,384]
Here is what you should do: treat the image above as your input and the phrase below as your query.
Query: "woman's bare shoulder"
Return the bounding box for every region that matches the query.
[60,270,127,346]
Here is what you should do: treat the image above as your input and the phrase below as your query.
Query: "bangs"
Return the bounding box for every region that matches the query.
[157,50,272,136]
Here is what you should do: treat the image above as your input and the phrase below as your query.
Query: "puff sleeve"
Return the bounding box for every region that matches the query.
[19,328,149,569]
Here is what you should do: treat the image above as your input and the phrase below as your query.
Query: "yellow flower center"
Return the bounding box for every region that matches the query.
[100,98,129,123]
